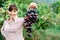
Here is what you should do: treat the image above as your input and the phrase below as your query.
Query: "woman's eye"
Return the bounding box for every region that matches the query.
[13,10,16,12]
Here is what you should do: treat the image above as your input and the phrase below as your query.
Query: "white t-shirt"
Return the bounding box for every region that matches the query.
[1,17,25,40]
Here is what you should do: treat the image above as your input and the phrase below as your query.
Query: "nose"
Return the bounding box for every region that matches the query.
[14,10,15,12]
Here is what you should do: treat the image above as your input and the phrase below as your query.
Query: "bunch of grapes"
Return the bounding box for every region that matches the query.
[24,9,38,37]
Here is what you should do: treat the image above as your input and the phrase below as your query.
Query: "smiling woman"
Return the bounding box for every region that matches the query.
[0,0,60,40]
[1,4,25,40]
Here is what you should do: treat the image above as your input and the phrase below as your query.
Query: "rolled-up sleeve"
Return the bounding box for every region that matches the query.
[21,17,25,23]
[1,21,7,37]
[1,21,18,33]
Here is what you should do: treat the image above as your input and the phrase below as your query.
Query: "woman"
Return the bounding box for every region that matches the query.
[1,4,25,40]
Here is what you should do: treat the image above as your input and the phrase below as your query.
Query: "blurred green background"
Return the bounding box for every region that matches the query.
[0,0,60,40]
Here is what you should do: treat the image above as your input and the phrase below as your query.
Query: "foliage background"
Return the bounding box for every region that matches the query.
[0,0,60,40]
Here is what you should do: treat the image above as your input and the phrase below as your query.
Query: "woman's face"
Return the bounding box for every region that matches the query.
[8,10,18,18]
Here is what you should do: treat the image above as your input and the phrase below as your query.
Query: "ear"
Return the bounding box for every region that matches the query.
[8,11,10,13]
[7,11,11,15]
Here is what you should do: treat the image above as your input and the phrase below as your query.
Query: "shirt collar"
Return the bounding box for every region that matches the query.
[14,16,18,21]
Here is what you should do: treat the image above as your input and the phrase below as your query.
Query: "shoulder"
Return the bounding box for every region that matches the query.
[2,20,8,27]
[3,20,7,24]
[18,17,25,22]
[3,20,8,24]
[3,18,10,24]
[4,18,10,22]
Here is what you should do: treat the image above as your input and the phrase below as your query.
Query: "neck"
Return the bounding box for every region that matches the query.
[9,15,18,20]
